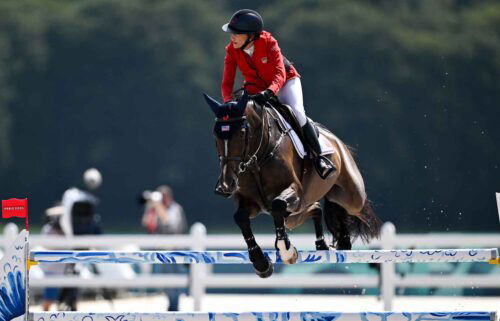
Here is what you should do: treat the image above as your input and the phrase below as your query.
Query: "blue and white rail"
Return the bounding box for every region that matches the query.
[29,311,496,321]
[30,248,498,265]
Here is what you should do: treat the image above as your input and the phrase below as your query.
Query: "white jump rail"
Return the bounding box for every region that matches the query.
[28,311,497,321]
[30,249,497,264]
[0,229,497,321]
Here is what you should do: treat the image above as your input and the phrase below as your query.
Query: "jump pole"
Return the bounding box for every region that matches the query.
[29,248,498,265]
[0,230,497,321]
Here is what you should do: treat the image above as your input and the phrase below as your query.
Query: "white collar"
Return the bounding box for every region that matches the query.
[243,45,254,57]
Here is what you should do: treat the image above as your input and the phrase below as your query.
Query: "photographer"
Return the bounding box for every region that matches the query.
[141,185,186,235]
[61,168,102,237]
[58,168,104,310]
[140,185,187,311]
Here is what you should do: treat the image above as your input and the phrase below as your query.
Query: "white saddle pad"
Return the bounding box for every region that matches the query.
[273,111,335,159]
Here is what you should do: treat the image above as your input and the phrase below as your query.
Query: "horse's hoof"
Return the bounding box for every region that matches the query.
[315,239,329,250]
[282,246,298,264]
[254,262,274,278]
[276,239,298,264]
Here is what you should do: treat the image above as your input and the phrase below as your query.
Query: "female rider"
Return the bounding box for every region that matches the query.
[221,9,335,179]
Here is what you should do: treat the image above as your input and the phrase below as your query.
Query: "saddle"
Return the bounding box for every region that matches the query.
[266,96,319,155]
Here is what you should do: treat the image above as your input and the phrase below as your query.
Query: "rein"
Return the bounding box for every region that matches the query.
[238,110,268,174]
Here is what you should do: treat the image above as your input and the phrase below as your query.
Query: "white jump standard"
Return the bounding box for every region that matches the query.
[0,230,497,321]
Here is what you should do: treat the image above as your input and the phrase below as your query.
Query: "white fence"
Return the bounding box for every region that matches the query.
[1,222,500,311]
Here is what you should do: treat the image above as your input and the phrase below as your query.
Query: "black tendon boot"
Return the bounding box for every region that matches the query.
[302,120,336,179]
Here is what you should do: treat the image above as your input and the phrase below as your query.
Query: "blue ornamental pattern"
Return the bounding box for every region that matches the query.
[0,231,26,321]
[30,248,498,265]
[30,312,494,321]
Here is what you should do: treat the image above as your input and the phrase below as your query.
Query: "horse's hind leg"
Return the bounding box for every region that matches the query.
[310,203,329,250]
[233,200,273,278]
[284,202,329,250]
[324,199,352,250]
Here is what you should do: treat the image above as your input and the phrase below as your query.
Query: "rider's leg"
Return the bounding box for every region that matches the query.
[277,77,307,126]
[277,78,336,179]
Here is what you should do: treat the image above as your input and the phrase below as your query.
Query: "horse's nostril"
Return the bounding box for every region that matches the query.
[221,180,237,193]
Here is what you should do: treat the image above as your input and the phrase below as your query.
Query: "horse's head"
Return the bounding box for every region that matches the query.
[204,93,257,196]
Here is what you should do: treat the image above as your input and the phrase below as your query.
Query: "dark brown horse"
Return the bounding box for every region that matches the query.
[204,93,381,278]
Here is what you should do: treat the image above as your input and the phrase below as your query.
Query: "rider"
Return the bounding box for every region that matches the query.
[221,9,336,179]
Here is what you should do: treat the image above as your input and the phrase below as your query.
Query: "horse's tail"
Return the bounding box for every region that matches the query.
[347,198,382,243]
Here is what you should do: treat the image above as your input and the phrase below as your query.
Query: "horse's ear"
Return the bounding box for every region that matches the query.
[203,93,222,116]
[235,92,249,115]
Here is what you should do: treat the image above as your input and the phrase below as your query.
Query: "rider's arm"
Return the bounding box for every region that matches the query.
[221,44,237,102]
[266,36,287,95]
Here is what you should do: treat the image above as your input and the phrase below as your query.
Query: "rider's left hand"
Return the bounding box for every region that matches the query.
[251,89,273,106]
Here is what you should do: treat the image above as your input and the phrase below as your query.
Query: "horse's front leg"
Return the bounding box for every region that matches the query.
[233,205,273,278]
[272,184,300,264]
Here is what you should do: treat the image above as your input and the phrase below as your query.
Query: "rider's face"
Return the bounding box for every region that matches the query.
[230,33,249,49]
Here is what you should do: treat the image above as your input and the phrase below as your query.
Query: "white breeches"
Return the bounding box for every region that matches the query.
[277,77,307,126]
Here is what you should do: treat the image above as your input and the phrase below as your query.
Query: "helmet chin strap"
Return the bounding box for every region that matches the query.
[240,33,255,50]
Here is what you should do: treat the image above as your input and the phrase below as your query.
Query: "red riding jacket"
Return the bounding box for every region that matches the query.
[221,31,300,103]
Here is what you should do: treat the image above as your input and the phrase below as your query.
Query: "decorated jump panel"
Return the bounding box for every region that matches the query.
[29,311,496,321]
[0,230,26,321]
[30,248,498,265]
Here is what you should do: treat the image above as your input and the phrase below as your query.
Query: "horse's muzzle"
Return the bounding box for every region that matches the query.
[222,181,237,195]
[214,178,236,198]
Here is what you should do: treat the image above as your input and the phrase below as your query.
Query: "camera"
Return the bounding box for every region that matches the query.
[137,190,163,205]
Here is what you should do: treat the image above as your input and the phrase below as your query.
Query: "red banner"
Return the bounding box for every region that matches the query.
[2,198,28,218]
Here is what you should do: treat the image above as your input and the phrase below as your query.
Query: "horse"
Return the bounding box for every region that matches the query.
[204,92,381,278]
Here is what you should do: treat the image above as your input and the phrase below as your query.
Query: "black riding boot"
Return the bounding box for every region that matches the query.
[302,120,336,179]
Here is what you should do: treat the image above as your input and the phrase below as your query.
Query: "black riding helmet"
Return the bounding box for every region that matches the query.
[222,9,263,34]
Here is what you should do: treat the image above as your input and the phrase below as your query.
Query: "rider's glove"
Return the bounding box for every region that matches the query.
[251,89,273,106]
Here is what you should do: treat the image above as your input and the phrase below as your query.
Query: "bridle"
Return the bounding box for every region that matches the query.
[215,115,251,173]
[215,102,282,176]
[215,102,287,206]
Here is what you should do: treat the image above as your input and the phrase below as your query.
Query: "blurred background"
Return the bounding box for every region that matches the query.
[0,0,499,313]
[0,0,499,233]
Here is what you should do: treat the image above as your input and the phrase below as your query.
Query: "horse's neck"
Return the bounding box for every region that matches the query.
[245,108,265,154]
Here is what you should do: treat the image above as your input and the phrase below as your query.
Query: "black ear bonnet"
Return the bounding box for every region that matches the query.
[203,93,249,140]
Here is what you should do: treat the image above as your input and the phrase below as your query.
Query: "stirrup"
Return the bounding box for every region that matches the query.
[314,155,336,179]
